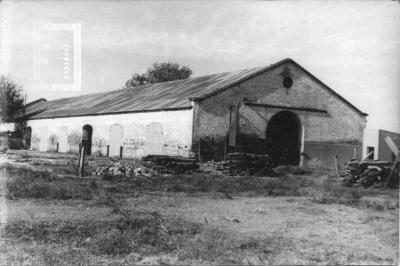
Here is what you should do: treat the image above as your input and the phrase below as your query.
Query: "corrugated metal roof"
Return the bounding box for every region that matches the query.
[20,58,367,120]
[21,66,266,119]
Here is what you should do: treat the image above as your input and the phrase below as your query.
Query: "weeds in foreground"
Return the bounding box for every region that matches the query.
[2,161,398,211]
[3,216,280,264]
[2,164,100,200]
[309,177,399,210]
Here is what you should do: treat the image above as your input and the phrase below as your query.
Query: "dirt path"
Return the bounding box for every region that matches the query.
[127,194,399,264]
[1,152,398,265]
[5,193,397,264]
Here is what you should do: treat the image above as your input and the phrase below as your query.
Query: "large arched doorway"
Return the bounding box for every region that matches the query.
[48,134,58,152]
[59,126,68,152]
[266,111,302,165]
[145,122,164,155]
[109,124,123,157]
[39,126,49,152]
[82,125,93,155]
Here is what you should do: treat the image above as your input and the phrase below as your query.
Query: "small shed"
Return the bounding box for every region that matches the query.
[363,129,400,161]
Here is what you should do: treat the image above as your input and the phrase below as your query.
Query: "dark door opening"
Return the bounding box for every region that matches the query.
[82,125,93,155]
[366,146,375,160]
[266,111,302,165]
[24,127,32,150]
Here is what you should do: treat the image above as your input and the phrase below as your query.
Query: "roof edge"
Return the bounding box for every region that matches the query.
[19,106,193,121]
[289,60,368,117]
[25,98,47,107]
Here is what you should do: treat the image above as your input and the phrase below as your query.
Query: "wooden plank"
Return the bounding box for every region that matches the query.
[385,136,399,155]
[245,102,328,114]
[78,146,85,178]
[362,151,374,161]
[334,155,340,177]
[235,101,241,152]
[360,161,393,167]
[383,152,400,189]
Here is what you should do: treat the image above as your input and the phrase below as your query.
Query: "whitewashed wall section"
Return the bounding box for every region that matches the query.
[26,109,193,157]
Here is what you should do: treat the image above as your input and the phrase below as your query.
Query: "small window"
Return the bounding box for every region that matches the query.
[283,77,293,89]
[367,146,374,160]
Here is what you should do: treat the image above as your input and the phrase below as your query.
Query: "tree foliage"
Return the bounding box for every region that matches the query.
[124,62,192,89]
[0,75,25,122]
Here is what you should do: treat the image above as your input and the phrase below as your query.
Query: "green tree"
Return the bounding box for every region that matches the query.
[124,62,192,89]
[0,75,25,122]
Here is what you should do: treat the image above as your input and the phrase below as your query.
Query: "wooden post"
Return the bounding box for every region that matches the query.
[235,101,240,152]
[56,142,59,152]
[385,136,399,156]
[334,154,340,177]
[76,144,82,175]
[224,134,228,160]
[198,139,201,162]
[120,146,123,158]
[78,146,85,177]
[76,145,82,174]
[227,106,233,150]
[384,152,400,189]
[106,145,109,157]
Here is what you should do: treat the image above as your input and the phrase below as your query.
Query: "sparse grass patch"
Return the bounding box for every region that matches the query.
[272,165,314,176]
[2,152,398,265]
[2,164,100,200]
[104,173,317,197]
[359,197,399,211]
[311,177,363,205]
[308,176,399,211]
[93,229,134,255]
[4,214,284,264]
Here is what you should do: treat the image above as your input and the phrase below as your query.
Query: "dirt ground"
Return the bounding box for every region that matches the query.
[0,151,398,265]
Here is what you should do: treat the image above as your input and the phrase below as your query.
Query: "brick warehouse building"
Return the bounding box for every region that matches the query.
[11,58,367,167]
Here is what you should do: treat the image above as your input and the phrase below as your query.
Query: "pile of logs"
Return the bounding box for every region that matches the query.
[142,155,199,175]
[342,159,398,188]
[201,153,273,176]
[92,161,149,177]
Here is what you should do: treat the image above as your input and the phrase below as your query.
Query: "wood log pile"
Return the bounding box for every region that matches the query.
[142,155,199,175]
[91,155,200,177]
[92,161,144,177]
[341,159,398,188]
[201,153,274,176]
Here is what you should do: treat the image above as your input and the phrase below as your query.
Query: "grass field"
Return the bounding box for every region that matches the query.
[0,152,398,265]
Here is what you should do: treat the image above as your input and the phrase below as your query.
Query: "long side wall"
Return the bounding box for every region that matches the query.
[26,109,193,158]
[192,61,366,166]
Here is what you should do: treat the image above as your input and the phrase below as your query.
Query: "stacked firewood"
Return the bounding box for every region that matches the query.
[92,161,143,177]
[342,159,398,188]
[142,155,199,175]
[201,153,273,176]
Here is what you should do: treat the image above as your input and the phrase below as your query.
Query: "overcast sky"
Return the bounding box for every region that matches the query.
[1,0,399,132]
